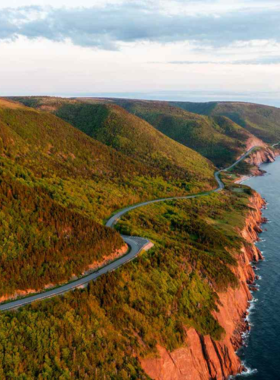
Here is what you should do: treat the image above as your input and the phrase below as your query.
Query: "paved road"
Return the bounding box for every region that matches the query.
[0,236,152,311]
[0,146,257,312]
[106,146,257,228]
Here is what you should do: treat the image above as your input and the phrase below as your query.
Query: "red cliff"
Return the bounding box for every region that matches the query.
[141,193,265,380]
[245,146,278,175]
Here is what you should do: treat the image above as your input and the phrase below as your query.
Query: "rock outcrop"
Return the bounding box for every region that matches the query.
[141,193,265,380]
[245,146,278,175]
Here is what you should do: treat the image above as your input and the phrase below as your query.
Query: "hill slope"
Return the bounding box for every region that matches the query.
[54,101,215,181]
[1,98,273,379]
[10,96,216,183]
[172,101,280,143]
[102,98,254,167]
[0,98,215,297]
[0,99,132,297]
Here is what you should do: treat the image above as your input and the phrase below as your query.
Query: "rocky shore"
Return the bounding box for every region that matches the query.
[245,146,278,176]
[141,192,265,380]
[140,145,280,380]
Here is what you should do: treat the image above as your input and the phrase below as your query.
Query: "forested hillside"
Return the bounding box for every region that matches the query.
[0,98,215,296]
[0,174,123,297]
[106,98,253,167]
[54,102,216,179]
[11,96,216,181]
[172,101,280,143]
[1,97,270,379]
[0,183,255,378]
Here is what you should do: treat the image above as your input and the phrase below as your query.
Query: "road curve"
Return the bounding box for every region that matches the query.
[0,146,257,312]
[106,146,257,228]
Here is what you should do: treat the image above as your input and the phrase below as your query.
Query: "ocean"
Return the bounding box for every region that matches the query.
[237,156,280,379]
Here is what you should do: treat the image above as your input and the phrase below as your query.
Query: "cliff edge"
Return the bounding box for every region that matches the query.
[141,192,265,380]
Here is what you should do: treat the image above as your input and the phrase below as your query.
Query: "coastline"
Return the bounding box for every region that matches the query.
[233,195,268,378]
[141,149,279,380]
[141,191,265,380]
[234,154,280,380]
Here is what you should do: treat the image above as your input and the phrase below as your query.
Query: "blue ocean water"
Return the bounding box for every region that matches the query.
[236,156,280,379]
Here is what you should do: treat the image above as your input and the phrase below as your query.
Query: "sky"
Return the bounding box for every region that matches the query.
[1,0,280,105]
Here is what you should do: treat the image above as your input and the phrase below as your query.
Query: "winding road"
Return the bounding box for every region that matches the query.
[0,146,257,312]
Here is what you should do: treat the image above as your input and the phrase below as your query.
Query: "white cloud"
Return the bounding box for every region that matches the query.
[0,1,279,99]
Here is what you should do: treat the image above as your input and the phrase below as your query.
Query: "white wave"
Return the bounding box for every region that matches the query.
[241,330,250,345]
[230,364,258,378]
[245,299,258,323]
[249,298,258,305]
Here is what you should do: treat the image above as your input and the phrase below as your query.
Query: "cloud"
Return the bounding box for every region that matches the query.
[155,56,280,65]
[0,4,279,50]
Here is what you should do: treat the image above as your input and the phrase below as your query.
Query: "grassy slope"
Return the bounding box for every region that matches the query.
[102,98,253,167]
[172,101,280,143]
[0,99,215,296]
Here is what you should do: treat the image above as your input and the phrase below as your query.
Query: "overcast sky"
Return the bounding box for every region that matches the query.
[1,0,280,104]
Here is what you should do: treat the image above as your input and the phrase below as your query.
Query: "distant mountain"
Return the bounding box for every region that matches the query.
[171,101,280,143]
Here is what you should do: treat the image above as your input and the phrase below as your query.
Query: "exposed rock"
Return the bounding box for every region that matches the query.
[141,193,265,380]
[245,136,267,151]
[245,147,279,176]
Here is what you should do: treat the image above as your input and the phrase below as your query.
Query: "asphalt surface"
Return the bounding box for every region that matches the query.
[0,235,151,311]
[0,146,257,312]
[106,146,257,229]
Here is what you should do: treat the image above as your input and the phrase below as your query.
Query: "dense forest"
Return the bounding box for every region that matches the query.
[99,98,252,167]
[0,172,123,297]
[172,100,280,143]
[0,98,271,378]
[0,99,215,296]
[14,96,280,167]
[54,102,216,178]
[0,184,256,378]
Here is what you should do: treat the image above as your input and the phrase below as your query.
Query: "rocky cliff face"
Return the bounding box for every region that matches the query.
[246,147,278,175]
[141,193,265,380]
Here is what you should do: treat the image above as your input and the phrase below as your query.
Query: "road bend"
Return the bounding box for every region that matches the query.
[0,146,258,311]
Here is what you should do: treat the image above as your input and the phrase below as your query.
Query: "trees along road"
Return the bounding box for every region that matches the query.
[0,146,258,311]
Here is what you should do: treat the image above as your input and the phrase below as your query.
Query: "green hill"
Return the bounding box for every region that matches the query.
[103,98,253,167]
[10,96,216,184]
[172,101,280,143]
[13,96,262,168]
[0,97,269,379]
[54,102,215,181]
[0,184,257,378]
[0,98,215,297]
